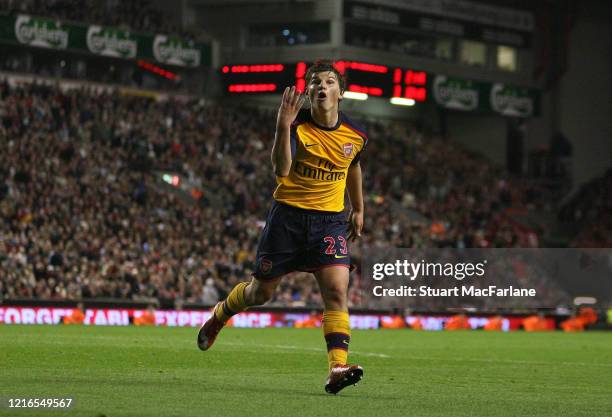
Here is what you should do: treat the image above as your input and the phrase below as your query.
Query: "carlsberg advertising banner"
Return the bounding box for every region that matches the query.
[14,14,69,49]
[0,13,210,67]
[433,76,480,111]
[489,83,535,117]
[432,75,539,117]
[86,25,137,59]
[152,35,201,67]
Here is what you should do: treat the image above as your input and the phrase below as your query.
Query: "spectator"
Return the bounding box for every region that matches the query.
[201,278,220,306]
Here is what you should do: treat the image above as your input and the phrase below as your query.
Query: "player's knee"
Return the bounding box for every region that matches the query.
[248,285,275,306]
[322,284,347,306]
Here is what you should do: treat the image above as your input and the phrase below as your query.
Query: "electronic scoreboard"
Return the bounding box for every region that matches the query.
[220,61,427,102]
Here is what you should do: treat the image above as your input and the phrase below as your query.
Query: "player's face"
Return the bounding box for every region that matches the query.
[308,71,342,112]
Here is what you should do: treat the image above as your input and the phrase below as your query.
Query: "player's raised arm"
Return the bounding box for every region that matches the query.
[271,86,305,177]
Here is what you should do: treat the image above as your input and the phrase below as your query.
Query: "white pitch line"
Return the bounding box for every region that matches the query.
[219,343,611,367]
[28,335,611,368]
[402,355,612,368]
[219,342,391,358]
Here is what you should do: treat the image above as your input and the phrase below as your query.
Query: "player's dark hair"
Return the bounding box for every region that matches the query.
[305,59,345,92]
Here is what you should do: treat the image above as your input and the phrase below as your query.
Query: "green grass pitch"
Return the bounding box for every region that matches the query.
[1,325,611,417]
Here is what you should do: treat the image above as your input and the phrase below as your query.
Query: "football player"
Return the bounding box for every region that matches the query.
[198,60,367,394]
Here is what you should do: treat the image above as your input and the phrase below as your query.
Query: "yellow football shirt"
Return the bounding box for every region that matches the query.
[273,110,368,212]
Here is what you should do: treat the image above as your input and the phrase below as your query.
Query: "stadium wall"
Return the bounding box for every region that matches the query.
[195,0,533,87]
[446,112,507,167]
[528,1,612,189]
[441,1,612,178]
[559,1,612,189]
[194,0,338,54]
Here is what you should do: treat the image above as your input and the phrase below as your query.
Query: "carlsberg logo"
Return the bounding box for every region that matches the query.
[153,35,200,67]
[15,15,69,49]
[433,76,478,111]
[490,84,533,117]
[87,26,137,58]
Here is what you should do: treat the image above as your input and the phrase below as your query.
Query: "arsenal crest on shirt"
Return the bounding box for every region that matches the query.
[343,143,353,158]
[260,258,273,274]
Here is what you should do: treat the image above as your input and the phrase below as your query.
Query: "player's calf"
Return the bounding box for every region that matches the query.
[244,280,277,306]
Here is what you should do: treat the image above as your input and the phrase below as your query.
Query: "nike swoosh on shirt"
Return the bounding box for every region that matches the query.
[304,143,319,148]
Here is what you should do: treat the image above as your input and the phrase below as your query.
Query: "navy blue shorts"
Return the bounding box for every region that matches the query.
[253,201,351,280]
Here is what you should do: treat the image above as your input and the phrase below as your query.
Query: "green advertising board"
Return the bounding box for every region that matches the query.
[432,76,480,111]
[13,14,69,49]
[152,35,202,67]
[489,83,537,118]
[0,13,210,67]
[86,25,138,59]
[432,74,539,118]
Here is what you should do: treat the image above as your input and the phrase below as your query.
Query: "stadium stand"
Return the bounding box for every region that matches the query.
[0,80,563,308]
[0,0,184,37]
[559,168,612,248]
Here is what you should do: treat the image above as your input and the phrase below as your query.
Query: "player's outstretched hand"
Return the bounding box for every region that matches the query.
[347,209,364,242]
[277,86,305,128]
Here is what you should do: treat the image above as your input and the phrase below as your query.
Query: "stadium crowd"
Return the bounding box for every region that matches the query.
[560,168,612,248]
[0,0,184,38]
[0,80,563,309]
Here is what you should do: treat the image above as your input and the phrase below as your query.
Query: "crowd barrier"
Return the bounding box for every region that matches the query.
[0,303,569,331]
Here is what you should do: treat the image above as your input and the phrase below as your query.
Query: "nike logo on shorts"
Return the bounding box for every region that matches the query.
[304,143,319,148]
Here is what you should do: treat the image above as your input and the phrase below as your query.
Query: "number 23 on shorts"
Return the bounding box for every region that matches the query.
[323,236,348,257]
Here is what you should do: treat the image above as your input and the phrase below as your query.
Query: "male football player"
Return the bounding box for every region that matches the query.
[198,60,367,394]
